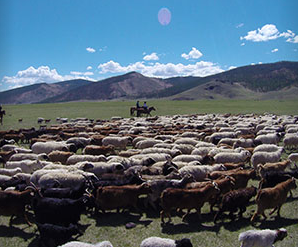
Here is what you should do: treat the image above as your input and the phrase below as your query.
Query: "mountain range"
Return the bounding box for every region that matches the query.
[1,61,298,104]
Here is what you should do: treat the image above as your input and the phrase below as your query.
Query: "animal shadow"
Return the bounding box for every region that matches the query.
[93,212,152,228]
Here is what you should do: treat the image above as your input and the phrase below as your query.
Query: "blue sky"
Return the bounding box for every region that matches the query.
[1,0,298,92]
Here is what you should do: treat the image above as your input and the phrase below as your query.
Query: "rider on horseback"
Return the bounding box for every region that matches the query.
[136,100,140,109]
[143,101,148,110]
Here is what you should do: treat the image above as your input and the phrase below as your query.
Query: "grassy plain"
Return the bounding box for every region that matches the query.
[1,99,298,130]
[0,99,298,247]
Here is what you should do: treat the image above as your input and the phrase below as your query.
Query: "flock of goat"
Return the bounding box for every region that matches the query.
[0,113,298,246]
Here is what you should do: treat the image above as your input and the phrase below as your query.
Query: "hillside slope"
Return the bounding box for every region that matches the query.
[154,61,298,98]
[0,79,92,104]
[41,72,172,103]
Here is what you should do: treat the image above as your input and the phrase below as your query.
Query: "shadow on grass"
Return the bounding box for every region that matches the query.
[0,225,36,240]
[253,217,298,229]
[160,212,221,234]
[92,211,153,228]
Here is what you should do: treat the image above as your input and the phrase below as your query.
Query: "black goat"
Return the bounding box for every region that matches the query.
[32,194,91,226]
[37,222,81,247]
[214,186,257,223]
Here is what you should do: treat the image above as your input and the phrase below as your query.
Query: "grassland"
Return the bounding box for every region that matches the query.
[0,99,298,247]
[1,99,298,131]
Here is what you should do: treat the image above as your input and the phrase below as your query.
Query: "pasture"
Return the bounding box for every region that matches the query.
[0,99,298,247]
[1,99,298,130]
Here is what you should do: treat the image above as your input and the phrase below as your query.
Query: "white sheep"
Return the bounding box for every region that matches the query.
[238,228,287,247]
[283,133,298,149]
[172,144,195,154]
[0,174,12,184]
[31,141,76,154]
[208,132,238,144]
[208,147,244,157]
[9,153,49,162]
[191,147,214,156]
[141,147,181,157]
[154,143,176,149]
[5,160,52,174]
[0,167,22,176]
[102,136,132,150]
[31,168,97,189]
[131,153,171,163]
[135,139,162,149]
[172,154,203,163]
[288,153,298,166]
[251,149,283,170]
[80,161,125,177]
[178,164,226,181]
[59,240,113,247]
[174,138,199,146]
[255,133,282,145]
[66,154,106,165]
[1,144,19,151]
[140,237,193,247]
[218,138,238,147]
[253,144,282,153]
[214,150,251,164]
[233,138,259,148]
[66,137,92,149]
[195,141,216,148]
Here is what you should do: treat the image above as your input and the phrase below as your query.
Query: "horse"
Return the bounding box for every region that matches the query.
[136,106,156,117]
[130,107,137,116]
[0,110,5,125]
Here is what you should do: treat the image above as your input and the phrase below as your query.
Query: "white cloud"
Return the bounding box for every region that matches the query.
[287,35,298,43]
[98,60,223,78]
[86,47,96,53]
[240,24,296,42]
[70,71,94,76]
[236,23,244,28]
[228,66,237,70]
[181,47,203,60]
[2,66,94,90]
[143,52,159,61]
[240,42,245,46]
[87,66,93,70]
[271,48,278,53]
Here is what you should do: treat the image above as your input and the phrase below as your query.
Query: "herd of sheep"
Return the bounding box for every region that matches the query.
[0,112,298,246]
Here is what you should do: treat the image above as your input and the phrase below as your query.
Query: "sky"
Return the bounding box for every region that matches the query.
[0,0,298,92]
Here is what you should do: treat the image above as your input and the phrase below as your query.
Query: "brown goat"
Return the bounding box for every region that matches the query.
[83,145,115,156]
[251,177,297,222]
[0,188,34,226]
[160,182,220,223]
[210,168,256,190]
[257,160,291,178]
[95,183,151,214]
[186,176,235,212]
[0,150,17,164]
